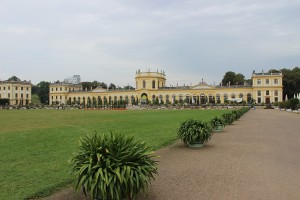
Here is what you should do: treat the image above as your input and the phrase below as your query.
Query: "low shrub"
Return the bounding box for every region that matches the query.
[222,113,234,125]
[70,133,158,200]
[177,119,212,145]
[210,117,225,128]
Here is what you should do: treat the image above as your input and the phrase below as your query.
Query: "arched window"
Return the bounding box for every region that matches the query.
[179,94,183,103]
[193,95,197,104]
[186,94,190,103]
[152,95,156,102]
[209,94,214,103]
[239,93,243,98]
[247,93,252,102]
[200,93,206,104]
[166,95,169,102]
[231,93,235,98]
[125,96,129,103]
[216,94,220,101]
[152,80,155,89]
[223,93,228,101]
[159,95,163,103]
[172,94,176,103]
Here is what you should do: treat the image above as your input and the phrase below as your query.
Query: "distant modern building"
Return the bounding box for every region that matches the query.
[64,75,81,84]
[0,79,32,106]
[49,70,283,106]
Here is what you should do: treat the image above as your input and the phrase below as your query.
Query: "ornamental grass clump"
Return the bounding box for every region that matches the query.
[222,113,235,125]
[177,119,212,146]
[210,116,225,128]
[70,133,158,200]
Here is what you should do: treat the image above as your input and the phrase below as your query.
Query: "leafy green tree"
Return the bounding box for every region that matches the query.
[124,85,134,90]
[31,85,38,94]
[233,73,245,85]
[81,82,92,91]
[280,67,300,99]
[288,98,299,110]
[222,71,245,86]
[222,71,236,86]
[98,82,107,89]
[8,76,21,81]
[37,81,50,104]
[108,83,116,90]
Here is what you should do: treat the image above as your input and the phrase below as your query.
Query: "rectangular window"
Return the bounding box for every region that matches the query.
[257,90,261,96]
[27,87,29,91]
[265,79,269,84]
[8,93,10,98]
[21,87,23,90]
[16,86,18,90]
[15,93,18,98]
[56,88,58,91]
[3,87,5,90]
[0,87,1,90]
[51,96,53,99]
[274,79,278,84]
[258,97,261,103]
[257,79,261,84]
[274,90,278,96]
[26,94,29,98]
[275,97,278,102]
[60,87,62,91]
[266,90,269,95]
[21,94,23,98]
[16,100,18,105]
[52,88,53,91]
[8,86,10,90]
[60,96,62,99]
[56,96,57,99]
[65,87,67,91]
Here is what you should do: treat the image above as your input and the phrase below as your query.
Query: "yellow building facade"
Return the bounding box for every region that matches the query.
[0,80,32,106]
[49,70,283,106]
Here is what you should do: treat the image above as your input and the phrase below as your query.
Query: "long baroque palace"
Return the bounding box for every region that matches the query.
[49,70,283,106]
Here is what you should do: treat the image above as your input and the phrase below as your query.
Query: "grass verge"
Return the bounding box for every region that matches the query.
[0,109,229,199]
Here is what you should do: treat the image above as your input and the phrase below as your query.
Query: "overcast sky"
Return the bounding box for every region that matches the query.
[0,0,299,86]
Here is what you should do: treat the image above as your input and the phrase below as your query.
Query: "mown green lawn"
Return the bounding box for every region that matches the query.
[0,109,229,199]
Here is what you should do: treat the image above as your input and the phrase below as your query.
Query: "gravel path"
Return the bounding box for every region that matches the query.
[44,109,300,200]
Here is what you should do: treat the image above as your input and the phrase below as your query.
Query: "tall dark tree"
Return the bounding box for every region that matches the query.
[8,76,21,81]
[81,82,93,91]
[222,71,245,86]
[31,85,38,94]
[124,85,134,90]
[222,71,235,86]
[233,73,245,85]
[37,81,50,104]
[108,83,116,90]
[98,82,107,89]
[280,67,300,99]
